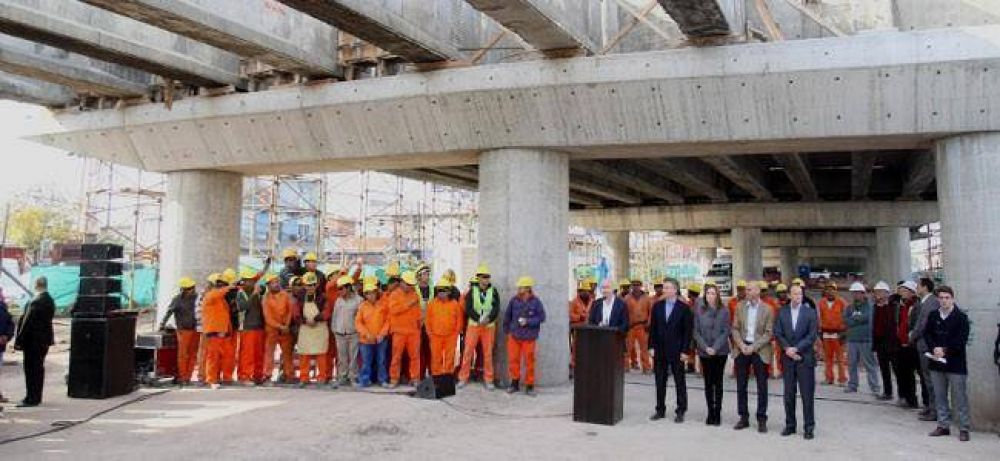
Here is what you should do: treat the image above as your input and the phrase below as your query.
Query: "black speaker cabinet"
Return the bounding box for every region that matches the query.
[80,260,123,277]
[413,374,456,399]
[79,277,122,296]
[68,313,137,399]
[74,295,122,316]
[573,325,625,425]
[81,243,124,261]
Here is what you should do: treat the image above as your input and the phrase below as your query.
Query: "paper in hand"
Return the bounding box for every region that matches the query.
[924,352,947,364]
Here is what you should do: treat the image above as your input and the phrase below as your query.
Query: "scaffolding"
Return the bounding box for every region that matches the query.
[242,175,326,259]
[79,158,165,264]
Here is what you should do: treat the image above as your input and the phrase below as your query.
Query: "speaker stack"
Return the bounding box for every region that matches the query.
[68,243,137,399]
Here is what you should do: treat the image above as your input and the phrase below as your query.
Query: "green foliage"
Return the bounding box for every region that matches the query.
[7,205,79,257]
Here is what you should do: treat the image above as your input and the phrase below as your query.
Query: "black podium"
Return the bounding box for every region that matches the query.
[572,325,625,425]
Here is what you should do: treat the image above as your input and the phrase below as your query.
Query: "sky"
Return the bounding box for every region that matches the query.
[0,100,84,208]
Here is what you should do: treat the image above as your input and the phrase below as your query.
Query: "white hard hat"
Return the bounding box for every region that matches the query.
[898,280,918,293]
[849,282,866,293]
[873,281,891,292]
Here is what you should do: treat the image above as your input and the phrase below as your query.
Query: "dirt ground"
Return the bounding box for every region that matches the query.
[1,319,996,460]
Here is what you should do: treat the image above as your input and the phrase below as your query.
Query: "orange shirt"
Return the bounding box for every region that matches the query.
[355,299,389,344]
[626,294,652,325]
[387,288,421,334]
[323,282,340,319]
[263,290,293,332]
[818,296,847,332]
[569,296,591,326]
[426,297,463,337]
[727,297,744,324]
[202,287,232,334]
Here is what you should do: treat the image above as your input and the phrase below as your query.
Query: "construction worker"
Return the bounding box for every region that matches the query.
[263,274,295,384]
[201,274,236,389]
[458,264,500,389]
[568,279,593,370]
[426,278,463,376]
[414,263,434,380]
[728,280,748,325]
[219,268,240,384]
[618,279,631,300]
[196,273,219,384]
[159,277,199,385]
[321,264,343,385]
[388,271,422,387]
[302,252,327,293]
[625,278,653,373]
[279,248,303,288]
[235,268,267,385]
[653,281,664,301]
[818,282,848,386]
[686,282,702,308]
[844,282,880,395]
[295,272,329,387]
[504,276,546,396]
[356,278,389,387]
[331,275,361,388]
[768,283,790,378]
[442,269,461,301]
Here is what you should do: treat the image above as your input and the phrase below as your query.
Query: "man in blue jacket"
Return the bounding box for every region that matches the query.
[504,276,546,396]
[774,285,819,440]
[648,278,693,423]
[587,280,628,333]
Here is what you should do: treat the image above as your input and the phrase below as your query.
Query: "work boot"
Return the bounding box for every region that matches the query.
[673,413,684,424]
[507,380,520,394]
[928,427,951,437]
[959,431,970,442]
[757,419,768,433]
[525,385,536,397]
[733,419,750,430]
[876,394,892,401]
[918,412,937,422]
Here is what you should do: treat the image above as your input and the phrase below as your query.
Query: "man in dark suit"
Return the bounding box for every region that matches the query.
[648,278,693,423]
[14,276,55,407]
[587,280,629,333]
[774,285,819,440]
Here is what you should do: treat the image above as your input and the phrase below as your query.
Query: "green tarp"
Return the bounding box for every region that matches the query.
[28,265,159,313]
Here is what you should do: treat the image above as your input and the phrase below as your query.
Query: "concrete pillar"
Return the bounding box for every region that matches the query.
[606,231,630,281]
[731,227,762,281]
[479,148,569,387]
[864,247,878,284]
[157,170,242,323]
[779,247,797,283]
[935,133,1000,430]
[697,247,718,278]
[875,227,911,284]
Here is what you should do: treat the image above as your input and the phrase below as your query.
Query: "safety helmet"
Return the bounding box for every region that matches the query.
[336,275,354,288]
[281,248,298,260]
[401,271,417,286]
[303,252,318,262]
[302,272,318,286]
[221,268,237,285]
[475,263,490,276]
[178,277,196,289]
[517,276,535,288]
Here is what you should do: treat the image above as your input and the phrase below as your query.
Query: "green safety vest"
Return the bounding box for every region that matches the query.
[418,283,434,319]
[472,286,495,326]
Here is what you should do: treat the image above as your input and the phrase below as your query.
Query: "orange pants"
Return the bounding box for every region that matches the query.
[176,329,199,383]
[265,330,295,381]
[822,338,847,384]
[389,332,421,384]
[298,354,329,383]
[320,336,337,382]
[507,337,537,386]
[237,330,266,382]
[220,335,237,383]
[626,325,651,371]
[429,334,458,376]
[458,325,495,383]
[203,335,229,385]
[197,333,207,382]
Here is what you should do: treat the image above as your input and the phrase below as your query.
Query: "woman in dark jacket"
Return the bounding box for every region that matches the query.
[693,284,731,426]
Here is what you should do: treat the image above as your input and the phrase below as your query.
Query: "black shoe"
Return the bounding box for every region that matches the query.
[876,394,892,401]
[15,401,38,408]
[674,413,684,423]
[781,427,796,436]
[804,431,814,440]
[525,385,536,397]
[733,419,749,430]
[757,420,768,433]
[928,427,951,437]
[959,431,969,442]
[650,412,665,421]
[705,416,713,425]
[507,380,519,394]
[918,413,938,422]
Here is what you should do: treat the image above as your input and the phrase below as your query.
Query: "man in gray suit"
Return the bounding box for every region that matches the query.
[774,285,818,440]
[909,277,940,421]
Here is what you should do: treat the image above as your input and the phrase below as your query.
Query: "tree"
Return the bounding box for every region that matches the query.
[7,205,79,259]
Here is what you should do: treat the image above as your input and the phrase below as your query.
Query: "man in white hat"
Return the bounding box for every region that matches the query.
[871,281,899,401]
[843,282,880,395]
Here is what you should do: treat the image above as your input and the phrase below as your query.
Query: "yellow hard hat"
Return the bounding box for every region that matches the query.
[386,261,401,277]
[363,275,378,286]
[206,273,221,284]
[736,280,747,288]
[221,268,237,285]
[630,278,643,285]
[436,277,452,289]
[178,277,196,289]
[517,276,535,288]
[703,281,717,288]
[443,269,457,284]
[264,273,280,284]
[363,281,378,293]
[577,279,593,291]
[281,248,298,260]
[303,252,318,262]
[687,282,701,293]
[336,275,353,288]
[618,278,630,287]
[776,283,788,292]
[758,281,769,289]
[239,268,256,280]
[469,275,479,283]
[302,272,318,285]
[415,263,430,274]
[792,277,805,286]
[401,271,417,285]
[475,263,491,276]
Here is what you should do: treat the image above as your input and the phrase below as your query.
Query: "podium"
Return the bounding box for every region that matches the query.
[572,325,625,425]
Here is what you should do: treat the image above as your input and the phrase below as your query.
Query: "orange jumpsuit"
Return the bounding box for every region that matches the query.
[176,330,199,384]
[356,298,390,344]
[762,296,782,377]
[388,288,422,384]
[625,293,653,372]
[727,296,746,376]
[819,296,848,384]
[263,290,295,382]
[321,282,340,381]
[201,287,234,385]
[426,297,463,376]
[568,295,591,368]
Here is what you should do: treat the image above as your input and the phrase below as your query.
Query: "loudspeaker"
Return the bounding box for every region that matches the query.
[413,374,456,399]
[74,295,121,316]
[79,277,122,296]
[68,313,137,399]
[80,260,123,277]
[81,243,124,261]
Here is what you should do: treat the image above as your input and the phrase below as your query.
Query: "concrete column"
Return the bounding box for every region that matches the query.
[875,227,911,284]
[157,170,242,322]
[731,227,762,281]
[606,231,630,281]
[697,247,718,278]
[479,148,569,387]
[935,133,1000,430]
[779,247,797,282]
[864,247,878,284]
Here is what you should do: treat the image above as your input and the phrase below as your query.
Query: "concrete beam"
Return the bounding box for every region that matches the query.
[0,34,149,97]
[572,201,939,231]
[465,0,598,53]
[573,160,684,204]
[0,0,242,87]
[773,153,819,201]
[30,26,1000,174]
[670,231,877,249]
[657,0,731,37]
[894,0,1000,31]
[395,166,601,207]
[276,0,465,63]
[637,158,727,202]
[900,150,935,199]
[606,231,630,281]
[81,0,341,77]
[851,151,877,200]
[0,69,74,105]
[700,154,773,201]
[569,169,642,205]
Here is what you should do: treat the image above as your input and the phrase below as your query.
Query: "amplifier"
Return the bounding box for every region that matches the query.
[136,331,177,349]
[81,243,124,261]
[79,277,122,296]
[80,260,123,277]
[74,295,122,316]
[68,313,137,399]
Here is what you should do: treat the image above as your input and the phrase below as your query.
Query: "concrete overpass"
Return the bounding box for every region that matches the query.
[1,0,998,429]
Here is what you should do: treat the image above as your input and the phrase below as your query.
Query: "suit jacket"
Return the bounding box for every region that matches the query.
[909,293,940,352]
[773,303,819,367]
[15,291,55,350]
[731,299,775,364]
[648,298,693,360]
[588,297,629,333]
